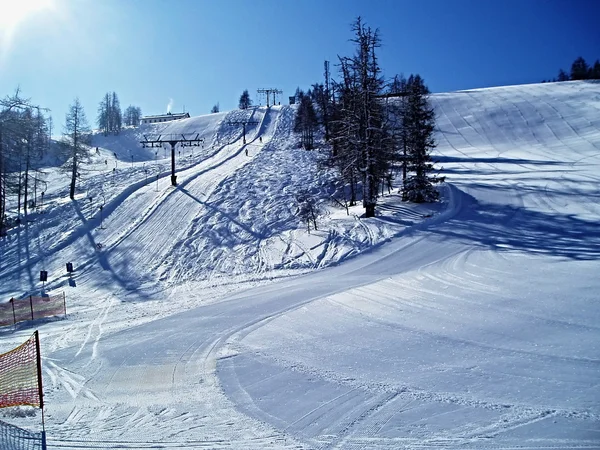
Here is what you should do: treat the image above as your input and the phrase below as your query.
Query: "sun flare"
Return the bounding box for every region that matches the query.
[0,0,54,31]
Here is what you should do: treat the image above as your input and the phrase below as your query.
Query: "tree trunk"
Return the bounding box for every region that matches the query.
[349,171,356,206]
[365,203,375,217]
[24,165,28,217]
[33,175,37,210]
[402,139,407,181]
[70,155,77,200]
[17,169,22,219]
[24,143,30,217]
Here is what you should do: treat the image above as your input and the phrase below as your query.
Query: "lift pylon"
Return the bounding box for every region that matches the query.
[140,133,204,186]
[228,120,260,144]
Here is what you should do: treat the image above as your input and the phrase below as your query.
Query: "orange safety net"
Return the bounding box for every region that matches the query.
[31,295,65,321]
[0,293,65,328]
[0,333,41,408]
[0,303,13,327]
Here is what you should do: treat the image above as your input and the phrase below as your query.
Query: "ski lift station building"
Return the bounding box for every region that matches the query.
[141,112,190,124]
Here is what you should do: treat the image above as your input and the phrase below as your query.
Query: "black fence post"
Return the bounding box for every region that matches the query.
[10,298,16,326]
[34,331,47,450]
[30,296,34,321]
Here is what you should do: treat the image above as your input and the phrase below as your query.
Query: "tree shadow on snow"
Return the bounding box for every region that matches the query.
[177,187,265,240]
[433,186,600,260]
[72,202,152,297]
[435,155,567,166]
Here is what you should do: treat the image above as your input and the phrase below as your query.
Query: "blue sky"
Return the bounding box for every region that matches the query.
[1,0,598,129]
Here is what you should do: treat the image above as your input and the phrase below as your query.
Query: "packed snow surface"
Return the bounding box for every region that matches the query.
[0,81,599,449]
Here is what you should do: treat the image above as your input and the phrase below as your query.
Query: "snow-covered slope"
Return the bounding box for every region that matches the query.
[0,81,598,449]
[219,81,600,448]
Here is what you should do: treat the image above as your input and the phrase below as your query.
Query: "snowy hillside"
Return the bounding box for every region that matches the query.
[0,81,599,449]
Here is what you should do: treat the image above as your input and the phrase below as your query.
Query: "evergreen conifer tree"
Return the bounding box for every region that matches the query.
[63,98,91,200]
[331,17,388,217]
[294,93,318,150]
[111,92,122,135]
[557,69,569,82]
[238,90,252,109]
[591,60,600,79]
[401,75,444,203]
[570,57,589,80]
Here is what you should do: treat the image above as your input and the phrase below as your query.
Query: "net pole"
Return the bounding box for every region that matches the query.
[34,331,47,450]
[10,298,16,326]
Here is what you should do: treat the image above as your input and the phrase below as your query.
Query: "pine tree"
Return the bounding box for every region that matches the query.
[591,60,600,79]
[98,92,123,134]
[570,57,589,80]
[401,75,444,203]
[331,17,388,217]
[238,90,252,109]
[387,74,410,181]
[557,69,569,82]
[294,87,303,104]
[123,105,142,126]
[294,93,319,150]
[62,98,91,200]
[329,78,358,205]
[211,103,220,113]
[111,92,122,135]
[97,93,110,136]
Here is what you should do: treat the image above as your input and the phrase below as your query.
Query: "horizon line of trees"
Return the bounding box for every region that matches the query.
[543,56,600,83]
[293,17,444,218]
[97,92,143,135]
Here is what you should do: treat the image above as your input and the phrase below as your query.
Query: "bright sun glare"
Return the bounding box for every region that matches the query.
[0,0,54,31]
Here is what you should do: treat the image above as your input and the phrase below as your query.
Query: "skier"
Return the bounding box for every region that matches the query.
[245,148,248,156]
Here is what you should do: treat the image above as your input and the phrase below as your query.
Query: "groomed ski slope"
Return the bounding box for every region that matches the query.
[0,81,598,449]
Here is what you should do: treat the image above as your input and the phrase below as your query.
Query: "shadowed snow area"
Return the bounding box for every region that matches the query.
[0,82,599,449]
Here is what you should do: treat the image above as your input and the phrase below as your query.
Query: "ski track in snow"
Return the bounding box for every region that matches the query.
[0,82,599,449]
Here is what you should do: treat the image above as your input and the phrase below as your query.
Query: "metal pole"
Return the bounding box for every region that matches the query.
[10,298,15,326]
[34,331,47,450]
[170,142,177,186]
[30,295,34,321]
